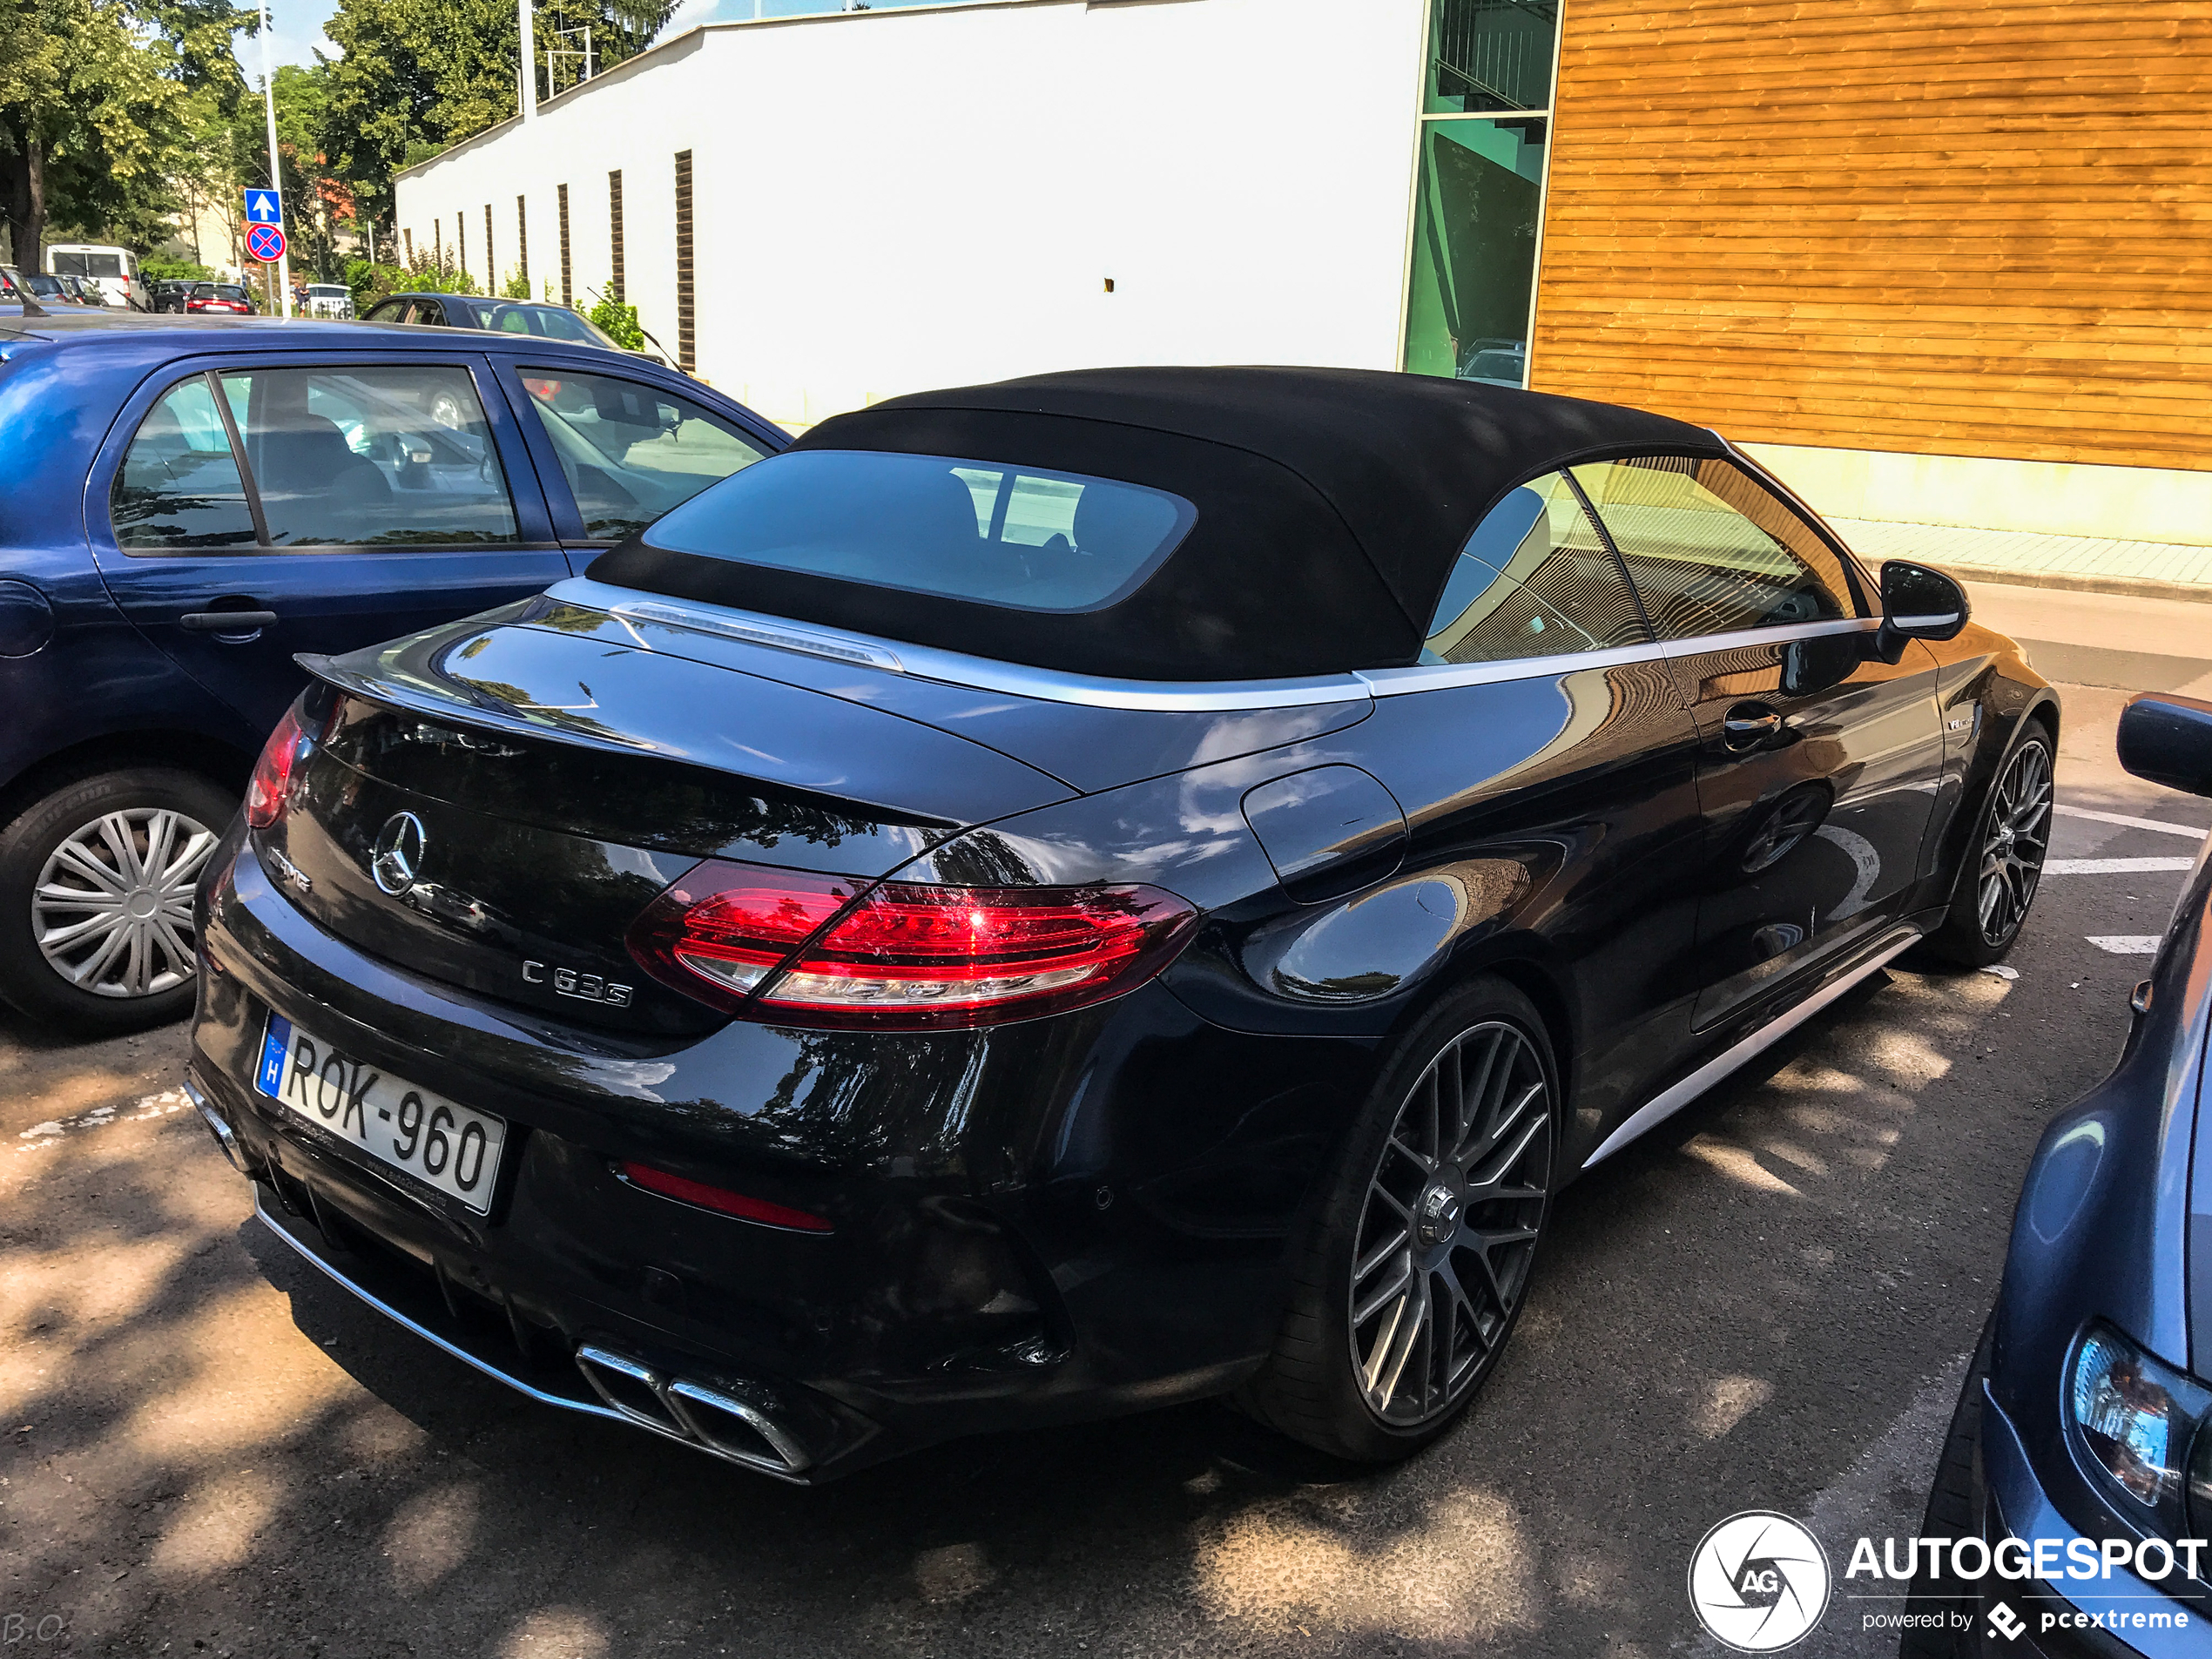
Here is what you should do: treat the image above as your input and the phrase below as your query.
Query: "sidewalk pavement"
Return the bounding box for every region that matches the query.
[1831,516,2212,605]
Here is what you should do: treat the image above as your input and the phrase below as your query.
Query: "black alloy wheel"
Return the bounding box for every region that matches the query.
[1925,725,2054,968]
[1238,979,1558,1461]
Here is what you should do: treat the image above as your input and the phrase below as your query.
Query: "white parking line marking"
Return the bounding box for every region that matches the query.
[2044,858,2198,875]
[12,1089,187,1154]
[2087,936,2163,955]
[2054,804,2210,841]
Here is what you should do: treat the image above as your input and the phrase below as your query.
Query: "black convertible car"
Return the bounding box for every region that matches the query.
[186,368,2056,1481]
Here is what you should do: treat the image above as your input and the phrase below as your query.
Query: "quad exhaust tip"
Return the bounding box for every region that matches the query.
[574,1344,813,1477]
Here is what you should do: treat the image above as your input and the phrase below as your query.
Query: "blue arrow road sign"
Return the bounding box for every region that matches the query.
[244,190,282,226]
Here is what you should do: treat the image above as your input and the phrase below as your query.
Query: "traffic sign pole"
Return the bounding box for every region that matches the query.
[257,0,291,318]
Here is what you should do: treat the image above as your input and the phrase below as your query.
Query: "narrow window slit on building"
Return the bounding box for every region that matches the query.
[674,151,695,373]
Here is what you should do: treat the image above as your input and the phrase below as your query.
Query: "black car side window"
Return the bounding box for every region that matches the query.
[1422,471,1650,665]
[1570,455,1861,639]
[111,374,259,549]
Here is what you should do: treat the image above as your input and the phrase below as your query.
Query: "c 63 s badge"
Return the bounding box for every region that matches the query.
[523,961,634,1008]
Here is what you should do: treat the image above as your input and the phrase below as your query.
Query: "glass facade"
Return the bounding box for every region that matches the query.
[1403,1,1561,387]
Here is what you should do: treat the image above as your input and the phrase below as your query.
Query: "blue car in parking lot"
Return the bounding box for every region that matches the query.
[0,311,782,1033]
[1907,694,2212,1656]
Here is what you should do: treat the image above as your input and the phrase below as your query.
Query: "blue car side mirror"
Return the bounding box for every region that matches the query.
[2119,692,2212,798]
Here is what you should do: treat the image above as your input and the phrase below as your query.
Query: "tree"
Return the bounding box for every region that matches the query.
[320,0,675,226]
[0,0,193,267]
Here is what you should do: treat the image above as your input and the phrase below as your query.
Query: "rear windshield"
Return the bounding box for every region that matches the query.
[640,449,1197,613]
[54,252,124,279]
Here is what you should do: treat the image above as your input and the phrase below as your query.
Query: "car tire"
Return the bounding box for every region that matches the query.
[1899,1305,1997,1657]
[0,767,233,1035]
[1921,722,2055,968]
[1235,977,1559,1463]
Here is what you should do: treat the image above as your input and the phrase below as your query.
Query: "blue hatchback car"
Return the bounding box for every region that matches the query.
[1906,694,2212,1656]
[0,312,784,1033]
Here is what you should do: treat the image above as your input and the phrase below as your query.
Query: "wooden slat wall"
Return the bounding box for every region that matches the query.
[1531,1,2212,470]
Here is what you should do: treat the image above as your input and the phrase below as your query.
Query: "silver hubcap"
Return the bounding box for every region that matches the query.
[1349,1021,1553,1427]
[1977,739,2053,946]
[33,808,216,998]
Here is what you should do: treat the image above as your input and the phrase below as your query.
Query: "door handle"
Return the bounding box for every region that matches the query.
[180,609,280,633]
[1722,704,1784,751]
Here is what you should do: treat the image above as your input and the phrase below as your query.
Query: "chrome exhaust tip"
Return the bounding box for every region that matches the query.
[182,1074,246,1174]
[574,1345,813,1476]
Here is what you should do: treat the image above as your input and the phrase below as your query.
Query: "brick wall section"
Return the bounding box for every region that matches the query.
[1533,1,2212,470]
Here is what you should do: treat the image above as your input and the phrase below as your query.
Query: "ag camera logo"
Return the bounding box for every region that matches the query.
[1689,1511,1833,1652]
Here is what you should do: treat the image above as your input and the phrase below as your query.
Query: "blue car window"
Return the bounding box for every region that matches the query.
[1422,474,1649,664]
[225,366,521,548]
[518,368,768,542]
[641,449,1197,612]
[111,375,258,550]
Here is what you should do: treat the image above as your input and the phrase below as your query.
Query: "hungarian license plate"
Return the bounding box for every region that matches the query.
[254,1013,507,1214]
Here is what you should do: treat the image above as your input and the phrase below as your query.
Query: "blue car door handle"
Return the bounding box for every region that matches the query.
[180,609,280,634]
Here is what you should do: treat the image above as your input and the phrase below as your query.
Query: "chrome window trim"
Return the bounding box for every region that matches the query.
[1356,617,1877,698]
[546,577,1373,712]
[549,581,1877,711]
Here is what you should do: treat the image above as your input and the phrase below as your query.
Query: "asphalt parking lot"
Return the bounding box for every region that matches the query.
[4,582,2208,1659]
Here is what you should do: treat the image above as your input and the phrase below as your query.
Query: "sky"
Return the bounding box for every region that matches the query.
[253,0,948,71]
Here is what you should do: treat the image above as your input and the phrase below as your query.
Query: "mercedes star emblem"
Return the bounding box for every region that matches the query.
[371,811,428,896]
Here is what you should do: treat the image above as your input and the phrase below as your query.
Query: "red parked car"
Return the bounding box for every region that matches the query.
[185,282,256,315]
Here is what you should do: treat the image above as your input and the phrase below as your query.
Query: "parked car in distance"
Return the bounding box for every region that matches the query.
[1458,338,1527,388]
[186,367,2059,1486]
[303,283,354,320]
[20,273,72,306]
[145,280,192,314]
[185,283,257,315]
[1904,693,2212,1658]
[57,274,109,307]
[361,293,652,360]
[0,308,782,1035]
[48,243,148,310]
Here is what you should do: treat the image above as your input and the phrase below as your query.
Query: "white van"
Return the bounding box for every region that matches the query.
[45,245,147,311]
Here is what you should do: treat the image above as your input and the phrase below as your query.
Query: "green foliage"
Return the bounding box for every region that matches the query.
[588,295,644,351]
[343,248,478,314]
[0,0,200,262]
[321,0,675,227]
[142,253,215,281]
[502,267,529,299]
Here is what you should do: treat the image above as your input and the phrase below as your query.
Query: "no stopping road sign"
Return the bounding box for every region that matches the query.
[246,222,287,264]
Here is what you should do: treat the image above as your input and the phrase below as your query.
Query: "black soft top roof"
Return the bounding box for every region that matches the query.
[593,367,1727,682]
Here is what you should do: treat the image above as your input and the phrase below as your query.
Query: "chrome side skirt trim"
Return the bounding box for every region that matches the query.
[546,578,1372,712]
[1581,927,1924,1169]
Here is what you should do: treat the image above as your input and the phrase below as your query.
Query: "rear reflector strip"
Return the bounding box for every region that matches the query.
[616,1160,833,1233]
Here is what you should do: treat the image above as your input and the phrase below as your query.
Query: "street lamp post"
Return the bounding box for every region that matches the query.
[257,0,292,317]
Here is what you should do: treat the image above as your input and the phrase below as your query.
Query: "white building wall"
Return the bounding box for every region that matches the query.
[395,0,1428,429]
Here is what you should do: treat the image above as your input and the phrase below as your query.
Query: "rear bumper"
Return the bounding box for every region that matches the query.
[192,829,1359,1478]
[251,1185,838,1480]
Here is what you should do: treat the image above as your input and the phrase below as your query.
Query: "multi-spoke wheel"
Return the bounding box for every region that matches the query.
[0,767,234,1033]
[1924,724,2055,968]
[1350,1022,1551,1425]
[1237,979,1558,1461]
[34,806,214,998]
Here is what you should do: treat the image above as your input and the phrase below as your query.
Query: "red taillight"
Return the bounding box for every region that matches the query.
[245,706,311,830]
[627,860,1199,1030]
[617,1161,833,1232]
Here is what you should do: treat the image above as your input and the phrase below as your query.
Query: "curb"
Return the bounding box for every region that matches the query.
[1938,564,2212,607]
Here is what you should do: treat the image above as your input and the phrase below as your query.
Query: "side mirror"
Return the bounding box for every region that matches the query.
[1872,560,1968,664]
[2119,694,2212,797]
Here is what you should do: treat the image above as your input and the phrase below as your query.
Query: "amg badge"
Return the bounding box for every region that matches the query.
[523,960,633,1008]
